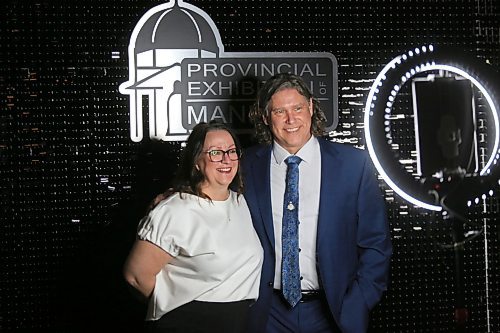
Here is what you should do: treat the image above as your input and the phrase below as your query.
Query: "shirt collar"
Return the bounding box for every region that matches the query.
[271,135,318,165]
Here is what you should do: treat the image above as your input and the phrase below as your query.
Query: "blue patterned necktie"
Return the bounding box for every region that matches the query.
[281,155,302,307]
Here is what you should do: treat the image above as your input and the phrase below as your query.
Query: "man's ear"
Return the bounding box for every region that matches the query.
[262,115,268,125]
[308,97,313,116]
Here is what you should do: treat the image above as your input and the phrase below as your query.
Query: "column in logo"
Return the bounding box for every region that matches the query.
[120,0,221,141]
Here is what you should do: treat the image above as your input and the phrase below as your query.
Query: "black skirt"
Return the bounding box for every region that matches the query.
[144,299,253,333]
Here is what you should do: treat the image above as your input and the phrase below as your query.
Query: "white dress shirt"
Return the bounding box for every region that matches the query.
[270,136,321,290]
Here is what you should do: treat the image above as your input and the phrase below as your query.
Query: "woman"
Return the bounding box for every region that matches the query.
[123,122,263,333]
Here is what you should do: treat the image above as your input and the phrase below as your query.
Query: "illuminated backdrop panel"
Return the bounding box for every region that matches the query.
[1,0,499,332]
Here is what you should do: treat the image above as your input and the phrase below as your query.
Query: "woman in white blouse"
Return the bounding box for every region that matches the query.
[123,122,263,333]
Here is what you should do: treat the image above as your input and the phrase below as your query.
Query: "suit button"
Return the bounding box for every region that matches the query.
[268,282,273,287]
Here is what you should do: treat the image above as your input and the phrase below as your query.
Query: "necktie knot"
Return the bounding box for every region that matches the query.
[285,155,301,166]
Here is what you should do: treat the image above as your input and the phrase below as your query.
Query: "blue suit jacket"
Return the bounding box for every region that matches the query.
[242,138,392,333]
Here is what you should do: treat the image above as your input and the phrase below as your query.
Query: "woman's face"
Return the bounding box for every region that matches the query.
[197,130,239,198]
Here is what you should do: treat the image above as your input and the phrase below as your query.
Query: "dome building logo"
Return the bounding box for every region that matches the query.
[120,0,338,142]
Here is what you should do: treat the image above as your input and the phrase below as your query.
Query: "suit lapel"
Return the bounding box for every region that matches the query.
[251,146,275,248]
[317,139,343,252]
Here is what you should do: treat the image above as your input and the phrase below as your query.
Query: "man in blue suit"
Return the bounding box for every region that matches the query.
[242,73,392,333]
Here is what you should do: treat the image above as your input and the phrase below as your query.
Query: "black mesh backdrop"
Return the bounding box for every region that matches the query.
[1,0,499,332]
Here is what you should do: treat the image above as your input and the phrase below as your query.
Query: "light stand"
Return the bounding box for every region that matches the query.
[426,112,471,332]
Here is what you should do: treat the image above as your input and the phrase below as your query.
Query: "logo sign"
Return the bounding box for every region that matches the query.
[120,0,338,142]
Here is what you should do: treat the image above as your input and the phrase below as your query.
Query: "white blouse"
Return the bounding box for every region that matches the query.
[137,190,263,321]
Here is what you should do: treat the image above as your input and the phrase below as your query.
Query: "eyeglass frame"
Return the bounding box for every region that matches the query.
[204,148,241,162]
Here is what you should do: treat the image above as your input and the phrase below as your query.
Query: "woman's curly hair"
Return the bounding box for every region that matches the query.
[249,73,327,144]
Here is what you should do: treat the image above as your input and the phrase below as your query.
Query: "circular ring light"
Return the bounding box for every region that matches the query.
[364,45,500,211]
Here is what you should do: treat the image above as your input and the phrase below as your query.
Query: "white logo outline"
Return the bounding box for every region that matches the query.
[120,0,337,142]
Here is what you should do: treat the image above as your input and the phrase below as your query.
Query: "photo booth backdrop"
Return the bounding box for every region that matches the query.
[1,0,499,332]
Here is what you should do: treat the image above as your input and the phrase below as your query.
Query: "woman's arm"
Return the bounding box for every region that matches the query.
[123,239,173,301]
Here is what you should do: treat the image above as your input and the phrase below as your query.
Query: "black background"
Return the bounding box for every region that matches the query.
[1,1,499,332]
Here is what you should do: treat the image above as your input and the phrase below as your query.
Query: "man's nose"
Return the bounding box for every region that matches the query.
[285,109,296,122]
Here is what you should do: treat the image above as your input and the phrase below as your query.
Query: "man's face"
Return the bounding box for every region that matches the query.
[265,88,313,154]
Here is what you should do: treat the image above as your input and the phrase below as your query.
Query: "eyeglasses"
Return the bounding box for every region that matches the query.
[204,148,241,162]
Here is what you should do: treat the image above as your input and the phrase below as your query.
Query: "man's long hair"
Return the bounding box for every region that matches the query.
[249,73,327,144]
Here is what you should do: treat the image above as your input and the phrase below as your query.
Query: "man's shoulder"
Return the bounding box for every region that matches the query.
[242,144,270,160]
[318,137,367,158]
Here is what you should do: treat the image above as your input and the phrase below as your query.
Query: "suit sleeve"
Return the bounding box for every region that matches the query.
[339,153,392,332]
[358,155,392,307]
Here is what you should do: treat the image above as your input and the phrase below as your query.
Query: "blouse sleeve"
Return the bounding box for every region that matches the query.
[137,201,184,257]
[136,197,217,257]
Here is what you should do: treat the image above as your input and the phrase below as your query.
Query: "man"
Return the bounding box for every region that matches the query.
[242,73,392,333]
